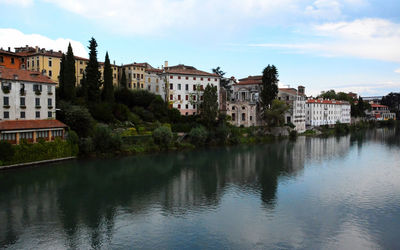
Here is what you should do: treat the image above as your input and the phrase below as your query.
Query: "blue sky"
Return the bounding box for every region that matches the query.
[0,0,399,96]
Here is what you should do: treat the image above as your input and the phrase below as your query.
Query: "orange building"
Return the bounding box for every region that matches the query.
[0,48,23,69]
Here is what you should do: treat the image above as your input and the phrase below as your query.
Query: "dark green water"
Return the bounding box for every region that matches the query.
[1,128,400,249]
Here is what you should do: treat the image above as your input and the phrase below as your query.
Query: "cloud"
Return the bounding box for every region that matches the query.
[250,18,400,63]
[395,68,400,74]
[0,28,87,57]
[305,0,342,20]
[0,0,33,7]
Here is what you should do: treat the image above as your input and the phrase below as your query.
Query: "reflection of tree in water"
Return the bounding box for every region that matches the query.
[0,130,371,249]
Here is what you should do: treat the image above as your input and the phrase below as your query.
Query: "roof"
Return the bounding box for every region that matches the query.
[307,99,349,105]
[0,120,67,132]
[19,50,63,58]
[279,88,306,96]
[237,75,262,85]
[0,49,21,57]
[165,64,219,77]
[122,62,148,68]
[146,68,163,73]
[0,68,55,84]
[371,104,388,108]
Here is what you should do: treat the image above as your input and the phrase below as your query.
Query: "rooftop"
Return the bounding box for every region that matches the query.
[307,99,349,105]
[165,64,218,77]
[0,120,67,131]
[0,67,55,84]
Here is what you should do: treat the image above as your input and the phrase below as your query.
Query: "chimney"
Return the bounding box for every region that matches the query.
[164,61,168,68]
[8,47,10,52]
[298,85,305,95]
[35,46,39,52]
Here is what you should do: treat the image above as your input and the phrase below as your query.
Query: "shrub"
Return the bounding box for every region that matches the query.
[90,103,115,123]
[92,124,121,153]
[215,124,230,144]
[113,103,131,121]
[59,102,94,137]
[152,126,173,149]
[66,130,79,145]
[189,126,208,146]
[132,106,155,122]
[0,141,14,162]
[79,137,94,155]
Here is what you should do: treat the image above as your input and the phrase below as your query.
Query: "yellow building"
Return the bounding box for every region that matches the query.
[99,62,119,87]
[120,63,147,90]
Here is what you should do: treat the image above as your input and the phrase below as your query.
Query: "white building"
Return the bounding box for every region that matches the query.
[0,67,66,144]
[145,67,165,100]
[306,99,351,127]
[164,64,220,116]
[278,86,306,132]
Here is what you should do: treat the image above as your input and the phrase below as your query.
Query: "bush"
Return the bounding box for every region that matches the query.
[132,106,155,122]
[79,138,94,156]
[66,130,79,145]
[113,103,131,121]
[189,126,208,146]
[0,141,14,162]
[90,103,115,123]
[152,126,173,149]
[92,124,122,153]
[59,102,94,137]
[215,124,230,144]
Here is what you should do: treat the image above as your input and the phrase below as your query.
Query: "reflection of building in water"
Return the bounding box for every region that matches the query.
[305,136,351,162]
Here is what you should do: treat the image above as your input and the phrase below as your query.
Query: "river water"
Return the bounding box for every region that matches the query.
[1,128,400,249]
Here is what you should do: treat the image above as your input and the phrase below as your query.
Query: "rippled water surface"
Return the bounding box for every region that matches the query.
[1,128,400,249]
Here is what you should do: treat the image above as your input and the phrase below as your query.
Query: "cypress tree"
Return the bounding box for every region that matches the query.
[58,54,66,99]
[86,37,102,103]
[120,69,127,89]
[64,42,76,100]
[101,52,114,102]
[260,65,279,110]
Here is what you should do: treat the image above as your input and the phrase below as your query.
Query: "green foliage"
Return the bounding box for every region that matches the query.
[64,43,76,101]
[132,106,155,122]
[335,121,350,134]
[189,126,208,146]
[66,130,79,145]
[78,137,94,156]
[90,103,115,123]
[86,37,102,103]
[0,141,14,162]
[120,69,127,89]
[58,101,94,137]
[58,54,65,99]
[167,108,181,123]
[200,84,219,128]
[5,138,77,165]
[149,96,168,121]
[263,100,289,127]
[92,124,122,153]
[215,123,230,144]
[289,130,298,139]
[260,65,279,110]
[152,126,173,149]
[112,103,131,121]
[102,52,114,103]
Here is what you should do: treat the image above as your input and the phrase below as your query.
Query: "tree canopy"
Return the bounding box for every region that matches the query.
[86,37,102,103]
[63,43,76,101]
[259,65,279,113]
[101,52,114,102]
[200,84,219,127]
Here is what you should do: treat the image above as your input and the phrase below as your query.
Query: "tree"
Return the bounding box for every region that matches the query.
[259,65,279,111]
[382,92,400,117]
[212,66,231,99]
[263,100,289,127]
[152,126,173,150]
[86,37,102,103]
[200,84,219,127]
[63,43,76,100]
[101,52,114,102]
[120,69,127,89]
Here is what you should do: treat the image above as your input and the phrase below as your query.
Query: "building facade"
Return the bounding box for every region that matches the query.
[306,99,351,127]
[0,67,67,144]
[278,86,306,132]
[164,64,220,116]
[0,48,23,70]
[366,104,396,120]
[120,63,147,90]
[145,67,165,100]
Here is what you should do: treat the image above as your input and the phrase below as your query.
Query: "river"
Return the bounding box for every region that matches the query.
[1,128,400,249]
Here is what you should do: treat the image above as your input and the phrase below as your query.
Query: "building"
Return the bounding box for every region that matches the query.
[366,104,396,120]
[145,67,165,100]
[0,67,67,144]
[120,63,147,90]
[0,48,23,70]
[278,86,306,132]
[306,99,351,127]
[163,63,220,116]
[226,76,262,127]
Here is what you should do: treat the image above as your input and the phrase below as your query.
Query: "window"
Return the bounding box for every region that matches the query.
[36,111,40,118]
[141,84,143,88]
[170,76,173,79]
[48,98,52,107]
[193,85,196,91]
[33,84,42,92]
[200,96,203,101]
[170,94,173,100]
[37,60,39,67]
[52,130,63,137]
[156,86,159,92]
[250,116,253,121]
[185,95,188,100]
[20,132,33,140]
[1,133,15,141]
[242,113,245,121]
[47,85,52,93]
[35,98,40,107]
[27,61,29,68]
[4,111,9,119]
[193,95,196,101]
[193,77,196,80]
[232,106,235,110]
[0,56,3,63]
[80,69,83,74]
[32,60,34,67]
[141,74,143,79]
[200,77,203,81]
[178,84,181,90]
[156,79,159,83]
[80,61,83,65]
[208,78,210,81]
[11,58,15,64]
[48,111,52,118]
[232,113,236,121]
[3,96,9,106]
[214,78,217,82]
[178,76,181,79]
[37,131,48,138]
[186,104,189,109]
[20,97,25,106]
[185,84,189,91]
[148,78,151,83]
[20,111,25,119]
[48,60,52,67]
[178,95,181,100]
[178,104,181,109]
[170,83,173,90]
[185,76,189,80]
[48,70,52,77]
[200,85,204,91]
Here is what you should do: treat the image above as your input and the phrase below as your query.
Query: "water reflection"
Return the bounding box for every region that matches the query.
[0,128,399,249]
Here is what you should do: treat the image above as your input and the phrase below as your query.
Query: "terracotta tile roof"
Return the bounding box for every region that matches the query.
[165,64,218,77]
[75,56,89,61]
[279,88,306,96]
[146,68,163,73]
[0,49,21,57]
[0,68,56,84]
[307,99,349,105]
[238,75,262,82]
[237,75,262,85]
[371,104,388,108]
[0,120,67,131]
[122,62,148,68]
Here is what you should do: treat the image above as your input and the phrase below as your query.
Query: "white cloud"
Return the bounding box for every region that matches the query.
[0,0,33,7]
[305,0,342,20]
[0,28,87,57]
[250,18,400,63]
[395,68,400,74]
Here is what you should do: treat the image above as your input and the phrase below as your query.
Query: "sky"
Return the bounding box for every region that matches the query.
[0,0,399,96]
